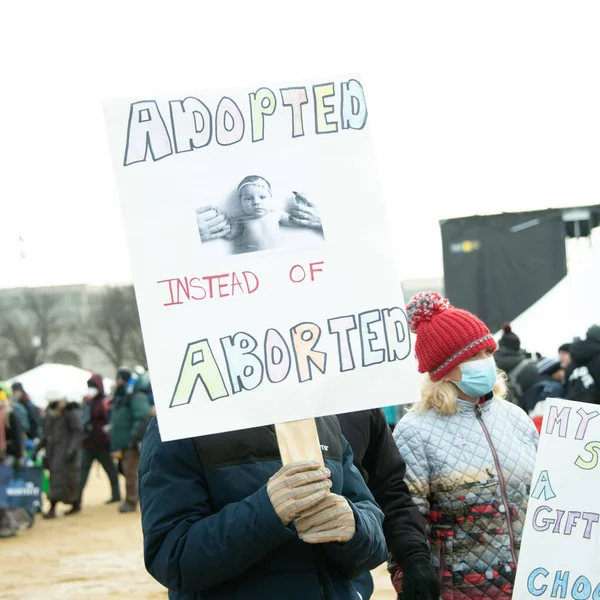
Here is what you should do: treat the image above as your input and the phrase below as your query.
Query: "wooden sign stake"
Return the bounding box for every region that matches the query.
[275,418,324,466]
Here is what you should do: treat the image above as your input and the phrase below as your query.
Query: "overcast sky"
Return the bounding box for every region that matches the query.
[1,1,599,288]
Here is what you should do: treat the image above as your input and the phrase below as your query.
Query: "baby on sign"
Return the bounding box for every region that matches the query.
[195,175,322,254]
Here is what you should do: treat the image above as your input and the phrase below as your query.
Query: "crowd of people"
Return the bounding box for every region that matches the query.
[495,322,600,430]
[0,367,154,535]
[1,291,599,600]
[136,293,599,600]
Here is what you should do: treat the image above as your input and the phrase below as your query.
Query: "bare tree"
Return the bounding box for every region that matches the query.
[0,291,65,374]
[126,299,148,370]
[77,286,147,370]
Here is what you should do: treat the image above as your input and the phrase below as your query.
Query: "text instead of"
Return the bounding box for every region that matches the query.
[157,261,324,306]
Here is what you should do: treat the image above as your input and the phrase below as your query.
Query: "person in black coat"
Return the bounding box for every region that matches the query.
[79,373,121,507]
[0,392,24,465]
[337,409,439,600]
[522,357,566,414]
[494,325,538,406]
[11,383,41,440]
[558,343,573,370]
[566,325,600,404]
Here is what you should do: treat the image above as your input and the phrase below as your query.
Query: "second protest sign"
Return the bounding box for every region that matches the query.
[514,398,600,599]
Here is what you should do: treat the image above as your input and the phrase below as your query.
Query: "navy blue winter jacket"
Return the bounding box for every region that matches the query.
[139,416,387,600]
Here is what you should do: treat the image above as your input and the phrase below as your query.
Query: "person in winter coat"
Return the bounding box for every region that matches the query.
[11,382,41,440]
[0,391,25,537]
[139,415,388,600]
[524,358,566,434]
[565,325,600,404]
[337,409,439,600]
[522,358,565,414]
[36,392,84,519]
[391,292,538,600]
[0,381,29,437]
[494,325,538,408]
[558,343,572,370]
[79,373,121,508]
[110,368,152,513]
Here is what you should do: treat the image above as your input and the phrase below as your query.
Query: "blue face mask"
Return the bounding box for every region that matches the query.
[454,356,497,399]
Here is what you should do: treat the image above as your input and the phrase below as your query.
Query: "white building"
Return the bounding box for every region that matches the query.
[0,284,124,380]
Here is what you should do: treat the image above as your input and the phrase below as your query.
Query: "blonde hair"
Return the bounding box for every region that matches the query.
[413,370,508,416]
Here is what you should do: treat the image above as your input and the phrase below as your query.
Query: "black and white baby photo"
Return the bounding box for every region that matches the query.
[195,175,326,256]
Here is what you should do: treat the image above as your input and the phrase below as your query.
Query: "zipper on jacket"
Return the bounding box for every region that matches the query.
[438,540,447,584]
[474,404,518,564]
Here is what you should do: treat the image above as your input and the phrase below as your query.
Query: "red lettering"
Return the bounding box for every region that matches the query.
[217,273,230,297]
[203,273,228,298]
[231,272,244,295]
[157,278,184,306]
[159,271,260,305]
[189,277,206,301]
[289,264,306,283]
[243,271,260,294]
[309,261,324,281]
[176,277,191,303]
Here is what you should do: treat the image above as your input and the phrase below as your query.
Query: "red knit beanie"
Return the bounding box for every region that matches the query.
[407,292,497,381]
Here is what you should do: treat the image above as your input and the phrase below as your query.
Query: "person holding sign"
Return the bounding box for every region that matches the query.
[138,415,387,599]
[390,292,539,600]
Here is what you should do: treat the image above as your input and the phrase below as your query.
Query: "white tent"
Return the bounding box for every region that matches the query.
[505,244,600,356]
[7,364,115,409]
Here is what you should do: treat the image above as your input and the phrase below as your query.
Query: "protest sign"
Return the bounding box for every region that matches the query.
[0,465,43,514]
[103,76,419,441]
[513,398,600,600]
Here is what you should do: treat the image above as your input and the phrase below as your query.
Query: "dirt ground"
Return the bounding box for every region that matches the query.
[2,467,396,599]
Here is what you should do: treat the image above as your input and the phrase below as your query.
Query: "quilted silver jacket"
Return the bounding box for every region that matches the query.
[392,397,538,600]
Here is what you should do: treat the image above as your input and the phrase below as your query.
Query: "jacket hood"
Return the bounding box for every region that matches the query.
[587,325,600,344]
[571,338,600,366]
[494,347,523,372]
[133,375,151,394]
[87,373,105,397]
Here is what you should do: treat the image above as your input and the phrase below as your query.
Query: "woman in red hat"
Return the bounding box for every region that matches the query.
[390,292,538,600]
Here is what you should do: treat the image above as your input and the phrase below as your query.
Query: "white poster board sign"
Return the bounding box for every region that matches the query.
[514,398,600,599]
[103,76,419,441]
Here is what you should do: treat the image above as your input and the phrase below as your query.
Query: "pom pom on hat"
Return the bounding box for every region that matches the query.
[406,291,497,381]
[499,323,521,351]
[406,292,451,333]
